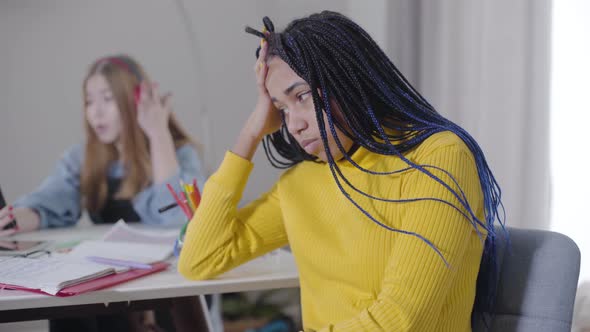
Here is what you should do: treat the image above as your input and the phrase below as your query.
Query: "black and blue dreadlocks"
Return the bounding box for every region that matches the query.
[246,11,506,318]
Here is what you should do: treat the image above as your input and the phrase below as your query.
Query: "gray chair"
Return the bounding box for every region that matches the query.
[473,227,581,332]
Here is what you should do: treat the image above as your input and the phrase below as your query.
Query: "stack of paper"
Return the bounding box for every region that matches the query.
[68,240,173,270]
[102,219,178,246]
[65,220,177,271]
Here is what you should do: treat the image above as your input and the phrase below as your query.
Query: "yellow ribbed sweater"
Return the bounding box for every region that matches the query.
[178,131,486,332]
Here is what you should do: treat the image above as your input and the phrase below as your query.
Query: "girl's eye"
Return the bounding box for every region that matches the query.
[297,91,311,102]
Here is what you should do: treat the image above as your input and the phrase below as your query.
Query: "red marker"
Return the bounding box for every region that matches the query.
[166,183,192,219]
[192,179,201,207]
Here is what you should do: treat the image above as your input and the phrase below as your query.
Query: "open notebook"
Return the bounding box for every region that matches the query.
[0,220,176,296]
[0,256,115,295]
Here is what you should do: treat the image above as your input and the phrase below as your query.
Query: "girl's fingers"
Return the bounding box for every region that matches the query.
[0,240,17,249]
[161,92,173,110]
[0,228,16,237]
[254,42,268,71]
[138,81,148,108]
[255,43,269,88]
[0,205,9,219]
[257,63,269,92]
[138,81,161,112]
[151,83,161,104]
[260,38,268,58]
[256,62,264,84]
[0,210,14,229]
[140,81,153,103]
[0,205,13,220]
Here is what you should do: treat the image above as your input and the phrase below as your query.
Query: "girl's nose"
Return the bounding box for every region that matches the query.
[287,110,308,136]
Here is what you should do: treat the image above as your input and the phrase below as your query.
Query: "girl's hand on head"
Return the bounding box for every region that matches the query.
[137,81,173,140]
[245,40,283,140]
[231,38,282,161]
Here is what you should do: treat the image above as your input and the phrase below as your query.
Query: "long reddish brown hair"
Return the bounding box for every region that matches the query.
[81,54,195,213]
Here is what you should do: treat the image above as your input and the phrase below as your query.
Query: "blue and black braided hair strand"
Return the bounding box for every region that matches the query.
[246,11,506,319]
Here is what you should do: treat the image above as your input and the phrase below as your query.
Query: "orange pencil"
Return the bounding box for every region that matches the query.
[185,186,197,212]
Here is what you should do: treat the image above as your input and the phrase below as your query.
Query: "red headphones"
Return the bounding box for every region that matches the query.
[96,56,143,107]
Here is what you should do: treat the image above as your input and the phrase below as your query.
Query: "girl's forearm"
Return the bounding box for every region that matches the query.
[149,129,180,183]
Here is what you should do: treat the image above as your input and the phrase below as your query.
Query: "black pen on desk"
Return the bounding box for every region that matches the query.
[158,201,180,213]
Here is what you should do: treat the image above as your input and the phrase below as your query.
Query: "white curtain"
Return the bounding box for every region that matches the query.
[382,0,552,230]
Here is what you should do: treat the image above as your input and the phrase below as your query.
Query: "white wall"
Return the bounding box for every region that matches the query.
[0,0,372,204]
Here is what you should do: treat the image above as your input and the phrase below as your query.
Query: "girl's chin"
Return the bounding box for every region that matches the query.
[316,153,329,162]
[95,134,118,145]
[318,151,347,163]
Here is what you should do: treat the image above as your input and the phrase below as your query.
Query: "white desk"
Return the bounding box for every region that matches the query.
[0,224,299,322]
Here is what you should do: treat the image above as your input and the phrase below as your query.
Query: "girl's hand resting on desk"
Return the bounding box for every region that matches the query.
[0,206,40,236]
[137,81,173,140]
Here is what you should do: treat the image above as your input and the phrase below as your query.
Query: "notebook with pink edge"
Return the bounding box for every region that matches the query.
[0,261,169,297]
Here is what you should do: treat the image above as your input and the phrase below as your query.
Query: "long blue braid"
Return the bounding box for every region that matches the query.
[246,11,506,320]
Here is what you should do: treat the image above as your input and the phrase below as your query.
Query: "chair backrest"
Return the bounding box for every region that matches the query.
[473,227,580,332]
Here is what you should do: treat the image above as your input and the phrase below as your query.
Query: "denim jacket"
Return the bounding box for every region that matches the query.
[14,144,208,228]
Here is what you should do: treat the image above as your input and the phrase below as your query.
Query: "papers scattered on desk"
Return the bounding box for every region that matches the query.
[68,240,173,266]
[102,219,178,246]
[67,220,175,271]
[0,256,114,295]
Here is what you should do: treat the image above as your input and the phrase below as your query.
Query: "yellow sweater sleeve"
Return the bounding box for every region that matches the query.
[317,144,485,332]
[178,151,289,280]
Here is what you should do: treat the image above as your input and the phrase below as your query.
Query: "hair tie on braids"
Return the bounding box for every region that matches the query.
[246,16,277,59]
[245,26,265,39]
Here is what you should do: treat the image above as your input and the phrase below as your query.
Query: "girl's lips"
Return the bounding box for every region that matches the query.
[301,139,319,154]
[94,125,108,134]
